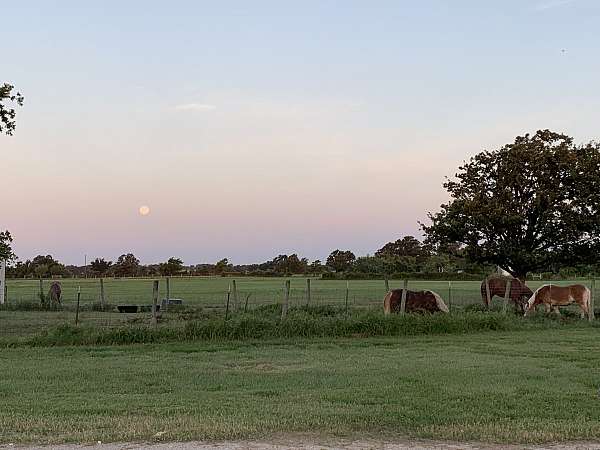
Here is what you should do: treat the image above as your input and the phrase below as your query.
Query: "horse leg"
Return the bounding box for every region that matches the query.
[580,301,588,319]
[544,303,551,314]
[553,306,561,316]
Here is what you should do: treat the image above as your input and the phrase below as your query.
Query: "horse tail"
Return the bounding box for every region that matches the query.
[583,286,592,317]
[429,290,449,313]
[383,291,393,315]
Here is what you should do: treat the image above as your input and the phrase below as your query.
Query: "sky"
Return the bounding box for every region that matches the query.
[2,0,600,265]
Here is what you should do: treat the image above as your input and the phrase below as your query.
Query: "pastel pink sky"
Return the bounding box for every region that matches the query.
[3,1,600,264]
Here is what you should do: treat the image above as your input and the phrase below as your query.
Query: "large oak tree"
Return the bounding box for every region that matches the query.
[422,130,600,280]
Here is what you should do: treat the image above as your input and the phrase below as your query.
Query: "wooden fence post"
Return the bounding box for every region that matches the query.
[232,279,238,310]
[485,277,492,310]
[75,286,81,326]
[244,293,251,312]
[100,278,106,306]
[306,278,311,306]
[384,277,390,292]
[590,279,596,322]
[225,284,231,320]
[152,280,159,326]
[448,281,453,312]
[400,280,408,314]
[39,278,45,304]
[165,276,171,312]
[281,280,290,319]
[345,280,349,314]
[503,279,512,314]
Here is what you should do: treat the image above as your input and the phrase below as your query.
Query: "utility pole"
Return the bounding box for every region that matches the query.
[84,254,87,279]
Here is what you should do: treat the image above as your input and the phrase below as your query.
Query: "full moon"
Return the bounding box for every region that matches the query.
[139,205,151,216]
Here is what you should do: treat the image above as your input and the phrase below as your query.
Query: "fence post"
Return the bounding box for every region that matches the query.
[75,286,81,326]
[152,280,159,326]
[225,284,231,320]
[244,293,251,312]
[282,280,290,320]
[400,280,408,314]
[100,278,106,306]
[503,279,512,314]
[448,281,452,312]
[590,279,595,322]
[39,278,45,304]
[165,276,171,312]
[306,278,311,306]
[0,259,5,305]
[232,279,238,310]
[485,277,492,310]
[384,277,390,292]
[345,280,349,314]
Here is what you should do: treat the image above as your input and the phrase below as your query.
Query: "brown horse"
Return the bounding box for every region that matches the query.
[481,275,533,313]
[48,281,62,305]
[524,284,591,319]
[383,289,449,314]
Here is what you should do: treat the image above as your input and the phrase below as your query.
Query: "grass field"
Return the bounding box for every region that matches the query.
[2,276,595,340]
[5,276,596,308]
[2,328,600,445]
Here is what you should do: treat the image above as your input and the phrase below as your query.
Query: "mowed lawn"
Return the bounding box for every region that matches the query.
[2,328,600,445]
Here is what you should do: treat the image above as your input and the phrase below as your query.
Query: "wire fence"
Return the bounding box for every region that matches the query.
[0,276,597,339]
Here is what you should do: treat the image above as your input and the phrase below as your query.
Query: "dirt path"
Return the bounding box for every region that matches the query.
[3,439,600,450]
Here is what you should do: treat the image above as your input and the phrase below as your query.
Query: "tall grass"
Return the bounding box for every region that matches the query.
[14,305,595,348]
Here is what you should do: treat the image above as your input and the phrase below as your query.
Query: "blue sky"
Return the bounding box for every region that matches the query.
[2,0,600,264]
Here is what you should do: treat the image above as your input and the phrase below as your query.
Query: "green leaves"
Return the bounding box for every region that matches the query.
[423,130,600,278]
[0,231,15,261]
[0,83,24,136]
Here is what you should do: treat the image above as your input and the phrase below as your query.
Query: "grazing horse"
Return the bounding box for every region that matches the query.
[48,281,62,305]
[524,284,591,319]
[383,289,449,314]
[481,275,533,313]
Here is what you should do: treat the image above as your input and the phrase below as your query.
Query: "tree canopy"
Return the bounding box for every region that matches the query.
[159,257,184,276]
[0,231,15,261]
[113,253,140,277]
[326,250,356,272]
[423,130,600,279]
[375,236,428,258]
[0,83,24,135]
[90,258,113,276]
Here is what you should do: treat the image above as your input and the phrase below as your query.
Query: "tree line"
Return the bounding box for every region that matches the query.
[3,236,483,279]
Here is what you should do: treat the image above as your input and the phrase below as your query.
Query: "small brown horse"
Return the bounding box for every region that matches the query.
[48,281,62,305]
[481,275,533,313]
[524,284,591,319]
[383,289,449,314]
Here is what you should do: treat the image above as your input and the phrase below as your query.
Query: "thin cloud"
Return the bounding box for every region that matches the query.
[534,0,577,11]
[173,103,216,112]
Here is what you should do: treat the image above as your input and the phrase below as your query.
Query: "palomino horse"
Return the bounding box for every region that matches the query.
[383,289,449,314]
[481,275,533,313]
[524,284,591,319]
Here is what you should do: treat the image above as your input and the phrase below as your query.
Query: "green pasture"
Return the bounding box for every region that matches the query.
[2,277,595,339]
[2,328,600,445]
[5,276,594,309]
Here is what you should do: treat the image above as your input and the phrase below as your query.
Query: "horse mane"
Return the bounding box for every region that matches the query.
[527,285,545,309]
[428,290,449,313]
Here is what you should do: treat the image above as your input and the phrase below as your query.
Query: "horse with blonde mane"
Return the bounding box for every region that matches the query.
[524,284,591,319]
